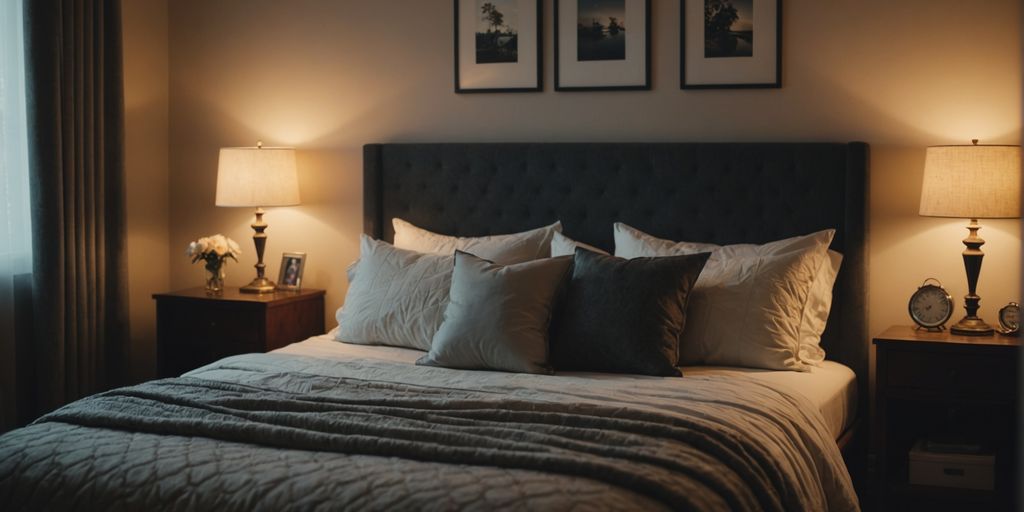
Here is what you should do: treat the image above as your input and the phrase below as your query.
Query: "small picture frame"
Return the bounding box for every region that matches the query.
[277,252,306,291]
[555,0,651,91]
[680,0,782,89]
[454,0,542,93]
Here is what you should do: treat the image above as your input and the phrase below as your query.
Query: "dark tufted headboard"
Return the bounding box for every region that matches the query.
[363,142,868,399]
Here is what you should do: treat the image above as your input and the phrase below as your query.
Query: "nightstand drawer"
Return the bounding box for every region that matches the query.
[162,304,263,349]
[187,305,264,347]
[886,348,1015,398]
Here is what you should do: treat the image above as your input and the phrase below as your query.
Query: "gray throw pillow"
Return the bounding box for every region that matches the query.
[550,248,710,377]
[417,251,573,374]
[335,235,452,351]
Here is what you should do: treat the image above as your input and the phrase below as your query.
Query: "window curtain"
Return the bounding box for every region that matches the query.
[1,0,33,431]
[22,0,129,417]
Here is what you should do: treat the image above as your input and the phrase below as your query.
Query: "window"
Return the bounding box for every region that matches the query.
[1,0,31,269]
[1,0,31,340]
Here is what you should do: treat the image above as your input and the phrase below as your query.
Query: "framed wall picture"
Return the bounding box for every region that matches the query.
[680,0,781,89]
[277,252,306,291]
[555,0,651,91]
[454,0,542,93]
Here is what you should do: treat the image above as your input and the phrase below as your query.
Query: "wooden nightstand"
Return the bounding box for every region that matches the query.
[154,287,326,378]
[874,326,1019,511]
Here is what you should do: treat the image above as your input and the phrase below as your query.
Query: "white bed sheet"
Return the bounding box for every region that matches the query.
[273,333,857,440]
[682,362,857,440]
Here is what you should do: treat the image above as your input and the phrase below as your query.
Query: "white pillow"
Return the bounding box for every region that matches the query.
[393,218,561,264]
[799,250,842,364]
[550,231,609,257]
[614,223,835,371]
[335,235,452,351]
[613,223,843,365]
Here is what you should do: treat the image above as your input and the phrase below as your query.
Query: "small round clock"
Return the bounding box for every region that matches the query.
[908,278,953,331]
[998,302,1019,335]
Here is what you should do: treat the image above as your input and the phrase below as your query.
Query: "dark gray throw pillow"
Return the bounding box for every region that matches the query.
[551,248,710,377]
[416,251,573,374]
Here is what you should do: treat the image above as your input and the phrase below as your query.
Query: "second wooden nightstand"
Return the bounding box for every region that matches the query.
[154,287,326,378]
[874,326,1019,511]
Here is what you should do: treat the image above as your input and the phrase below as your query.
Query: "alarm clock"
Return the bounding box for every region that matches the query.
[998,302,1019,336]
[908,278,953,331]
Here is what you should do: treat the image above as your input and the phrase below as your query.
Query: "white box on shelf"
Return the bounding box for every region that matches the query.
[908,440,995,491]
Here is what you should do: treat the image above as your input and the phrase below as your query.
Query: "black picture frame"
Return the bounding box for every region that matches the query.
[680,0,782,89]
[554,0,651,91]
[454,0,543,93]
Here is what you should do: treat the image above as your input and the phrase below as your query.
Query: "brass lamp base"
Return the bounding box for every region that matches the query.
[948,219,995,337]
[950,316,994,336]
[240,276,276,294]
[240,206,276,294]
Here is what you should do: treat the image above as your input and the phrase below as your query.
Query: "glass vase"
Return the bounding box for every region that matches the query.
[205,262,226,295]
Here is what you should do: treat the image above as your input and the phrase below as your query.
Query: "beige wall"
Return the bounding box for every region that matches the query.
[123,0,170,383]
[158,0,1019,371]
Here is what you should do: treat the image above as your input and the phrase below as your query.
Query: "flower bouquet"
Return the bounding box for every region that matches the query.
[187,234,242,294]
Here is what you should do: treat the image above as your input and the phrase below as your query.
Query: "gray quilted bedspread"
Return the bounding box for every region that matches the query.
[0,351,859,511]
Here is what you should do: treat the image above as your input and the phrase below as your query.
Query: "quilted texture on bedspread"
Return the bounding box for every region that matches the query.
[0,353,859,511]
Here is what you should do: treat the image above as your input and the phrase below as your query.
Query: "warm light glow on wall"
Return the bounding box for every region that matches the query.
[163,0,1021,348]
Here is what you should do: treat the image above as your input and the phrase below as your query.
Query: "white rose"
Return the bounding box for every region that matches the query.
[212,235,228,256]
[227,238,242,256]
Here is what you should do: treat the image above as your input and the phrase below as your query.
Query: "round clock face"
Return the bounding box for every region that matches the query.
[909,284,953,328]
[999,303,1019,331]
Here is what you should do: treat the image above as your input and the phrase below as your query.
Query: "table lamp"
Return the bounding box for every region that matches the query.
[919,140,1021,335]
[215,141,300,293]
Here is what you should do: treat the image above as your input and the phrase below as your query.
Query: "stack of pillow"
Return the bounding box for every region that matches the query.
[336,218,840,376]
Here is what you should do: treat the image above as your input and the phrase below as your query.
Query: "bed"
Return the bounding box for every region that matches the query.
[0,142,868,511]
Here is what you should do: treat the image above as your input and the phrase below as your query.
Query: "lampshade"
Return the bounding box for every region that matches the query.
[215,146,300,207]
[919,144,1021,218]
